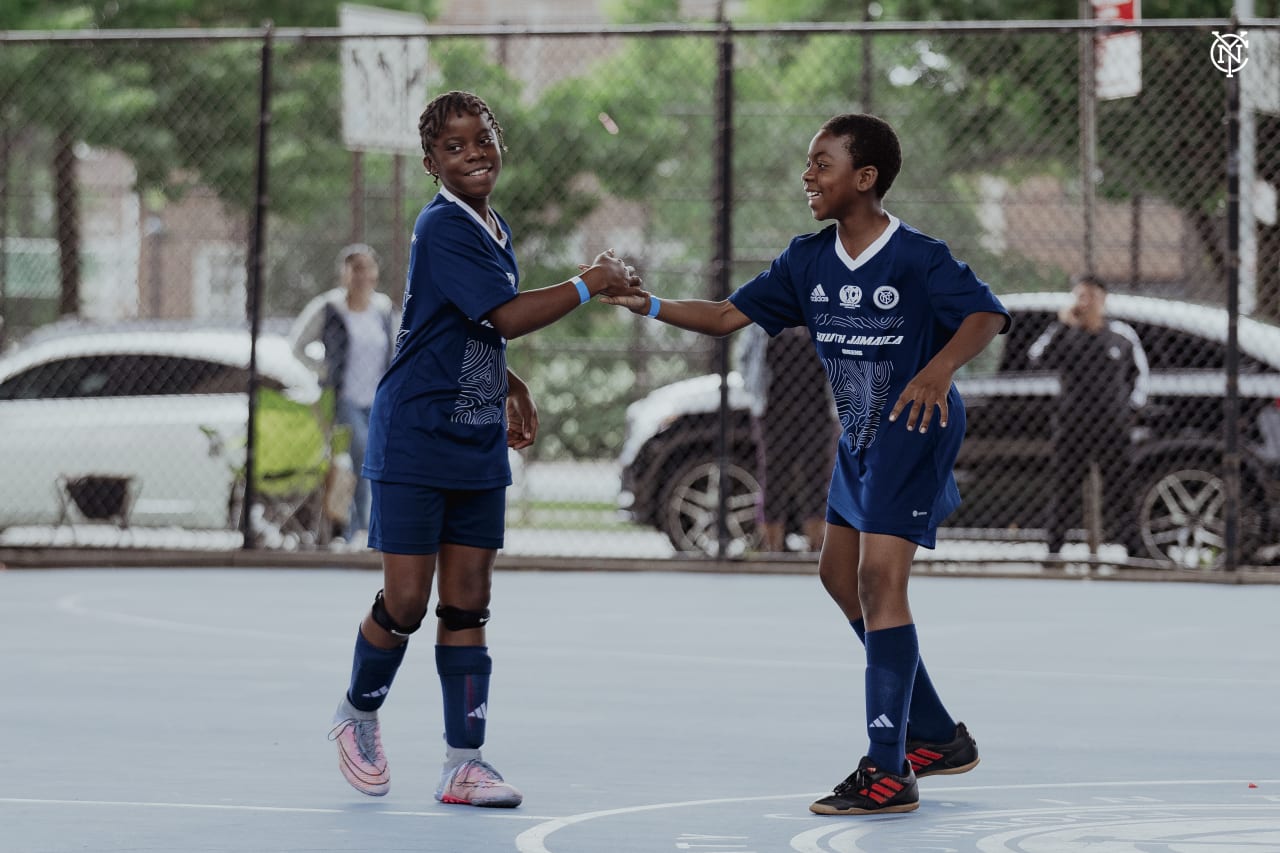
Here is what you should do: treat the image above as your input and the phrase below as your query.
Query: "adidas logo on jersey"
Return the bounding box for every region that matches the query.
[810,284,829,303]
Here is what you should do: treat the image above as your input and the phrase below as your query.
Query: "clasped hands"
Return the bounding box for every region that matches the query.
[581,248,646,301]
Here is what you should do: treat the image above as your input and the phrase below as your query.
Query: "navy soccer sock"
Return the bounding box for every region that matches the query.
[346,627,407,712]
[863,624,919,773]
[436,645,493,749]
[851,618,956,744]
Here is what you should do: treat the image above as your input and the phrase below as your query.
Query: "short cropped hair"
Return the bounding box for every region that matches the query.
[418,90,506,159]
[819,114,902,199]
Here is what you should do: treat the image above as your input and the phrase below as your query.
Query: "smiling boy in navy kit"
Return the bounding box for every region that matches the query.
[328,91,645,809]
[604,113,1010,815]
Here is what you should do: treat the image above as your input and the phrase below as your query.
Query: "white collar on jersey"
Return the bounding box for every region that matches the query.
[439,187,508,247]
[833,212,900,272]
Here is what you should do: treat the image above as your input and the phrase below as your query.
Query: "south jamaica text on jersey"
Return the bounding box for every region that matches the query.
[729,216,1007,454]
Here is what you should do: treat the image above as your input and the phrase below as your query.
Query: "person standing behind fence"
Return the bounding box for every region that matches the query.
[290,244,397,545]
[740,324,838,553]
[603,113,1009,816]
[1027,274,1148,556]
[327,90,645,810]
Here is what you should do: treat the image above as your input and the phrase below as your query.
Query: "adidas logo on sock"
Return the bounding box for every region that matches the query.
[869,713,895,729]
[467,702,488,720]
[360,686,390,699]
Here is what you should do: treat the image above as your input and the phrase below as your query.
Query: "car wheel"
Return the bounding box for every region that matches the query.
[1136,466,1259,569]
[659,458,762,556]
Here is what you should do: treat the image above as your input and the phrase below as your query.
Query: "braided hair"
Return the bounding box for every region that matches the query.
[418,90,506,161]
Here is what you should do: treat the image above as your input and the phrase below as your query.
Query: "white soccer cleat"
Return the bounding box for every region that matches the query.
[328,701,389,796]
[435,757,523,808]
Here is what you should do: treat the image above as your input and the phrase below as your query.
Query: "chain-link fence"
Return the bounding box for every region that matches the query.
[1,20,1278,570]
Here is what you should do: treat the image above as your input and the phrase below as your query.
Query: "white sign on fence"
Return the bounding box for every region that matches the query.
[1093,0,1141,100]
[1243,29,1279,115]
[339,3,429,154]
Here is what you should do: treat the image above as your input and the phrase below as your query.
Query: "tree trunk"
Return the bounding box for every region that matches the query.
[54,127,79,318]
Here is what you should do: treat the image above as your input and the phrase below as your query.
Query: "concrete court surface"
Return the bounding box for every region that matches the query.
[1,567,1277,853]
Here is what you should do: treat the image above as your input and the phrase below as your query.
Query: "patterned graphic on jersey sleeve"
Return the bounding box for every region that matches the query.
[825,358,893,452]
[451,337,507,425]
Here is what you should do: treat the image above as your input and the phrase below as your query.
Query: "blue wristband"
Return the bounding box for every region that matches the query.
[571,275,590,305]
[646,295,661,318]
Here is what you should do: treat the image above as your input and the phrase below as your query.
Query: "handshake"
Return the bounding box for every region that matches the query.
[579,249,654,315]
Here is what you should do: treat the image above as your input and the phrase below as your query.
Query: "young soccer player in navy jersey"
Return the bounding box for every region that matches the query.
[328,91,645,808]
[604,113,1010,816]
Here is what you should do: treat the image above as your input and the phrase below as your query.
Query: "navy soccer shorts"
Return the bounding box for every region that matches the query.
[368,481,506,554]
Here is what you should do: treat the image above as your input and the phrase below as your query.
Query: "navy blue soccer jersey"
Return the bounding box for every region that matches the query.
[728,215,1010,547]
[363,189,519,489]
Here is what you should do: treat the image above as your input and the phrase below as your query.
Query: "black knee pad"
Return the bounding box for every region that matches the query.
[370,589,424,637]
[435,603,490,632]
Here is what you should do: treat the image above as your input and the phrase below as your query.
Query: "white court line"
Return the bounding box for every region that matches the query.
[822,804,1280,853]
[789,824,845,853]
[513,779,1280,853]
[0,797,555,821]
[0,798,345,815]
[513,793,821,853]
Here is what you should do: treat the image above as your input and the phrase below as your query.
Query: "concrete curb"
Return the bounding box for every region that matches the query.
[2,546,1278,583]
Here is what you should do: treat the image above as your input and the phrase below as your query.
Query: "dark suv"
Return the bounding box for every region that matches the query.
[617,293,1280,567]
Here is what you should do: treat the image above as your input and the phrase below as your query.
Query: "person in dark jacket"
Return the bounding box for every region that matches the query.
[1028,274,1149,555]
[291,243,398,543]
[740,324,838,552]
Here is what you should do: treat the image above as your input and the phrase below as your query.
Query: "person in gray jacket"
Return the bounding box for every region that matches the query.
[291,243,398,543]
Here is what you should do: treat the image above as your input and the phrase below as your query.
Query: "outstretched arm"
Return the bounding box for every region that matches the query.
[888,311,1008,434]
[599,292,754,338]
[486,249,645,340]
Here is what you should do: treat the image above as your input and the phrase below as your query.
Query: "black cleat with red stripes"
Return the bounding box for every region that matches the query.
[906,721,980,778]
[809,756,919,815]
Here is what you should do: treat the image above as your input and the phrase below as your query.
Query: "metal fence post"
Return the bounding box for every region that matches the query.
[713,18,734,561]
[1224,25,1242,573]
[0,104,8,351]
[242,22,274,550]
[1079,1,1097,277]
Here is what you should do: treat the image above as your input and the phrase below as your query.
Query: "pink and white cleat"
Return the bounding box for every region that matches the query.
[435,757,523,808]
[328,700,389,796]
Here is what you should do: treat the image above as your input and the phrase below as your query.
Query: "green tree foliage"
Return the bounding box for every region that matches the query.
[0,1,439,318]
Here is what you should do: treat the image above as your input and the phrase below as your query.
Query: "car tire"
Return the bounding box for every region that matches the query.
[1135,464,1261,569]
[659,457,762,556]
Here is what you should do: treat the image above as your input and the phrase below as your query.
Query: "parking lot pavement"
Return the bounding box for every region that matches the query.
[2,567,1277,852]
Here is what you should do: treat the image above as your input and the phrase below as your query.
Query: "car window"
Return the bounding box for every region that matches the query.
[1128,322,1266,372]
[1128,323,1220,370]
[0,354,284,400]
[0,356,107,400]
[997,310,1055,374]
